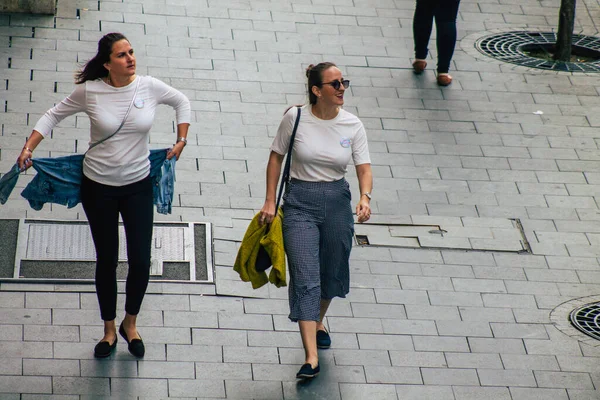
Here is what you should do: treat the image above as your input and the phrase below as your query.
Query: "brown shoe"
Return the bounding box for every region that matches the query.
[412,59,427,74]
[437,74,452,86]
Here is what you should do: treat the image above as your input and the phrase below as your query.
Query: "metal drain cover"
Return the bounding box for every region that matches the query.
[475,31,600,72]
[570,302,600,341]
[0,219,213,283]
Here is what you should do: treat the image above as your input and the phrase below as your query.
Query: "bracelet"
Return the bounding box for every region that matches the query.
[176,137,187,145]
[23,146,33,153]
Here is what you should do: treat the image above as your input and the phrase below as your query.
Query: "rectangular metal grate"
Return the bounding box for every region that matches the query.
[2,219,213,283]
[354,218,531,253]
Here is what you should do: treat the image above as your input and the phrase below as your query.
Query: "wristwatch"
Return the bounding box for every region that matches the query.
[362,192,372,200]
[176,137,187,145]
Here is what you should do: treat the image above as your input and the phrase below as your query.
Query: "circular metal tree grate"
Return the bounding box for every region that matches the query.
[570,302,600,341]
[475,31,600,72]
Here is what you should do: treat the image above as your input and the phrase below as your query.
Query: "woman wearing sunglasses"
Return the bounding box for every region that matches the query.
[259,62,373,379]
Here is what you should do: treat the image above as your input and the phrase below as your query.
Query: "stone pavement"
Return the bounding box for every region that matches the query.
[1,0,600,398]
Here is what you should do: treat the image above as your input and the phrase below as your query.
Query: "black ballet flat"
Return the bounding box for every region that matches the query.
[93,335,117,358]
[317,329,331,349]
[119,323,145,358]
[296,363,320,379]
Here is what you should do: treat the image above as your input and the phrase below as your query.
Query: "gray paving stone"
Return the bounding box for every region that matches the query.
[421,367,479,386]
[191,328,247,346]
[566,389,600,400]
[52,377,110,396]
[0,342,53,359]
[452,278,506,294]
[399,276,453,291]
[339,383,397,400]
[453,386,512,400]
[429,292,484,308]
[357,333,413,351]
[79,360,138,378]
[24,325,79,342]
[0,357,21,375]
[513,308,552,324]
[413,336,469,353]
[524,328,583,356]
[0,376,52,395]
[473,266,526,281]
[364,365,422,384]
[436,321,492,337]
[501,354,560,371]
[504,281,560,296]
[535,371,595,390]
[509,387,569,400]
[405,304,461,321]
[482,293,537,309]
[478,368,537,387]
[165,344,222,362]
[24,293,80,309]
[446,353,502,369]
[381,319,438,335]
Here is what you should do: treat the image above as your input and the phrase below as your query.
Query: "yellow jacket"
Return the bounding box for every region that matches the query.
[234,209,287,289]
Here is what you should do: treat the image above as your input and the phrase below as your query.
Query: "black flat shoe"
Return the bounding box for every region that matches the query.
[119,323,145,358]
[296,363,320,379]
[316,329,331,349]
[94,335,117,358]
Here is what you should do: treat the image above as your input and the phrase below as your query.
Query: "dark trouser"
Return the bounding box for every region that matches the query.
[282,179,354,322]
[81,174,154,321]
[413,0,461,73]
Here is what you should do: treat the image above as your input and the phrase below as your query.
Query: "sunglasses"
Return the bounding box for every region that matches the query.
[322,79,350,90]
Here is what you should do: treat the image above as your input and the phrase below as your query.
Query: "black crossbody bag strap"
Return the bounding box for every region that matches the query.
[86,78,140,154]
[275,107,301,212]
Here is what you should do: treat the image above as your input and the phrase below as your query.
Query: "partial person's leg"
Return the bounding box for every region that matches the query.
[317,299,332,332]
[120,176,154,342]
[81,176,120,346]
[434,0,461,74]
[316,298,332,349]
[284,216,322,369]
[413,0,436,63]
[319,179,354,346]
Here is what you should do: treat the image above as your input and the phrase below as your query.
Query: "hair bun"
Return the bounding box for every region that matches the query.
[305,64,315,78]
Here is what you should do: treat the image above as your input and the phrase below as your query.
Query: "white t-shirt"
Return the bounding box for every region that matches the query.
[270,105,371,182]
[33,75,191,186]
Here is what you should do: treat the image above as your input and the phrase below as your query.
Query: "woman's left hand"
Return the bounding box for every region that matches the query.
[167,141,185,160]
[356,198,371,223]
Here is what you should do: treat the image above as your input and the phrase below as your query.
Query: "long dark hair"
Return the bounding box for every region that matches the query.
[306,62,337,105]
[75,33,129,84]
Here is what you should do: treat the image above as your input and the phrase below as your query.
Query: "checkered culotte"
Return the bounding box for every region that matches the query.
[282,178,354,322]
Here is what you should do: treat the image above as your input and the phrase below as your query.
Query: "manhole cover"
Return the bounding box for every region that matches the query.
[475,31,600,72]
[570,302,600,341]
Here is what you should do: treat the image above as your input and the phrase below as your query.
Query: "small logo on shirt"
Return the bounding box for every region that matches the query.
[134,98,145,109]
[340,137,351,148]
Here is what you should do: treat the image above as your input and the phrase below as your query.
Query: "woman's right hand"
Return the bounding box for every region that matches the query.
[17,148,33,171]
[259,200,277,226]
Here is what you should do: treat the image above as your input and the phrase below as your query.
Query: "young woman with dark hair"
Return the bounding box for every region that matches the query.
[16,32,191,359]
[260,62,373,379]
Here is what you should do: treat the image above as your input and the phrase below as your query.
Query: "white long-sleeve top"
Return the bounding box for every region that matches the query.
[33,75,191,186]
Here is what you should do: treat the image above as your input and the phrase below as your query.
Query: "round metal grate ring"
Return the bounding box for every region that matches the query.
[475,31,600,72]
[570,302,600,341]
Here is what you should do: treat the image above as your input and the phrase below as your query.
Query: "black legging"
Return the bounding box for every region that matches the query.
[81,174,154,321]
[413,0,461,74]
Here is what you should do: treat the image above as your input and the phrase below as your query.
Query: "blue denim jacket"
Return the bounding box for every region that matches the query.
[0,148,176,214]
